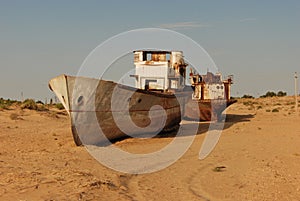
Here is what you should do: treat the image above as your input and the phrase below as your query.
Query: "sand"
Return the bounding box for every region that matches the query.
[1,96,300,201]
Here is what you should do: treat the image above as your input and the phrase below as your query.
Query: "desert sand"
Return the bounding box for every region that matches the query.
[1,96,300,201]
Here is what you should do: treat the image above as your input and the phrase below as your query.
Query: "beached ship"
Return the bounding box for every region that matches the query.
[49,51,189,145]
[184,70,237,121]
[49,50,236,145]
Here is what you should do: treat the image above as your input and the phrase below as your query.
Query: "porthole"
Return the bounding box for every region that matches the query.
[62,96,66,104]
[77,95,84,105]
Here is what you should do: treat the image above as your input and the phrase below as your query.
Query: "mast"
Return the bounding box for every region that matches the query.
[295,72,298,115]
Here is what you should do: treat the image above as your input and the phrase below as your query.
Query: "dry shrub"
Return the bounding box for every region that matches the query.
[0,99,11,110]
[55,110,67,116]
[0,104,9,110]
[21,99,37,110]
[257,105,263,110]
[10,113,21,120]
[243,101,253,106]
[36,104,49,111]
[46,111,59,118]
[55,103,65,110]
[21,99,48,111]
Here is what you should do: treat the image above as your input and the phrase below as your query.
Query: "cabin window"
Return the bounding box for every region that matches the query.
[166,53,170,61]
[142,52,168,62]
[145,79,157,90]
[142,52,147,61]
[142,52,153,61]
[199,76,202,82]
[134,53,139,62]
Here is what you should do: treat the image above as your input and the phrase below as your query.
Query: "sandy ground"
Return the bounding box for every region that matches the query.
[1,96,300,201]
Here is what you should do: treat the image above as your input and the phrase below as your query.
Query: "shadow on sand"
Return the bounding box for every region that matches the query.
[153,113,255,139]
[107,113,255,145]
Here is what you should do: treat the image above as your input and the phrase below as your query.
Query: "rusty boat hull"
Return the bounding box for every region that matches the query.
[49,75,187,146]
[184,98,237,121]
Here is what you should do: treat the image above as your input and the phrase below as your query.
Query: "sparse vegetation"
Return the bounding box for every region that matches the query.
[260,91,287,98]
[36,100,44,104]
[47,111,59,118]
[257,105,263,110]
[260,91,276,98]
[243,101,258,109]
[21,99,38,110]
[0,98,19,110]
[36,104,49,111]
[10,113,21,120]
[272,108,279,112]
[0,104,9,110]
[21,99,48,111]
[0,97,64,113]
[277,91,287,97]
[241,94,255,99]
[212,166,226,172]
[243,101,252,106]
[266,109,271,112]
[55,103,65,110]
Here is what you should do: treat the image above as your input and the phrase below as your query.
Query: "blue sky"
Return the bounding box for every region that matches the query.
[0,0,300,100]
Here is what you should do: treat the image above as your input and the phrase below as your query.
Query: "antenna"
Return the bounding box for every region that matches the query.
[295,72,298,115]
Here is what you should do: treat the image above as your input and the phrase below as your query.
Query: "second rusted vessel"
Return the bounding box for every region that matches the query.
[185,71,237,121]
